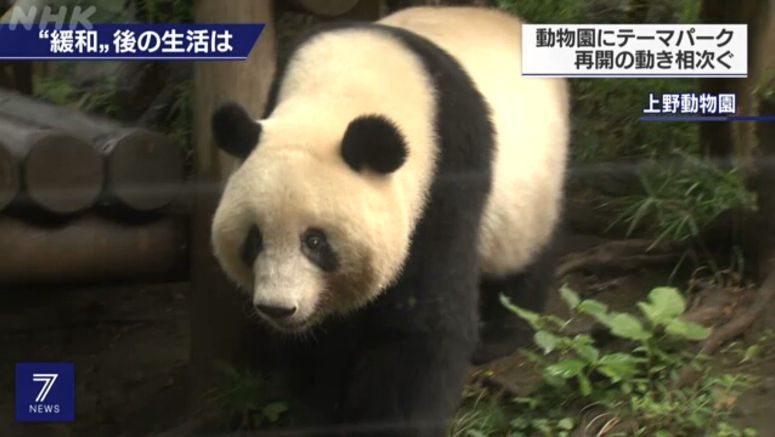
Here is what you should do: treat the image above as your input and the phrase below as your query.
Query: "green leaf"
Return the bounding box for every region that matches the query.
[570,342,599,363]
[626,197,654,236]
[513,396,540,410]
[741,345,763,363]
[545,359,586,379]
[606,313,652,341]
[558,417,574,431]
[262,401,288,423]
[545,314,568,330]
[638,287,686,326]
[576,373,592,396]
[596,353,641,382]
[577,299,610,324]
[533,418,552,434]
[543,370,566,388]
[534,331,559,354]
[572,334,595,345]
[510,415,530,430]
[521,349,545,365]
[559,285,580,309]
[500,294,540,328]
[665,319,710,341]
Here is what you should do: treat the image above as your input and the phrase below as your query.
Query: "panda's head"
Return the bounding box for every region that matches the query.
[210,102,413,333]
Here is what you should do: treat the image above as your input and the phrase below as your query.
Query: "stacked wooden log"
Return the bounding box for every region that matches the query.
[0,89,188,285]
[290,0,360,16]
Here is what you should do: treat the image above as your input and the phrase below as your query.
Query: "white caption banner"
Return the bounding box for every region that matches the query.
[522,24,747,78]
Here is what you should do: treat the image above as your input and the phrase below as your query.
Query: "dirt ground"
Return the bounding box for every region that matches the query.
[0,282,191,436]
[0,236,773,436]
[726,297,775,434]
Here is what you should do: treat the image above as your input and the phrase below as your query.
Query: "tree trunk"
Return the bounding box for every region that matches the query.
[189,0,277,417]
[747,1,775,277]
[699,0,774,279]
[0,62,32,94]
[698,0,760,163]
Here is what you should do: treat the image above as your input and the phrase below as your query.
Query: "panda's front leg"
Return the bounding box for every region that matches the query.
[339,175,486,436]
[339,323,477,436]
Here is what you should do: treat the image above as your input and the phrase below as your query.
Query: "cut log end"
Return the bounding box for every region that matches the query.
[105,129,184,211]
[295,0,360,16]
[0,142,19,210]
[24,132,103,214]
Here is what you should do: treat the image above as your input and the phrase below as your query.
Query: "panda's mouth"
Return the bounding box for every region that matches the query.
[259,313,318,334]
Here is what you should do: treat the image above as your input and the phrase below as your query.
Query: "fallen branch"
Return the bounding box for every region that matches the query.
[0,313,188,334]
[471,357,543,399]
[679,305,726,325]
[676,267,775,387]
[476,373,523,398]
[556,239,684,278]
[679,283,744,325]
[698,269,775,355]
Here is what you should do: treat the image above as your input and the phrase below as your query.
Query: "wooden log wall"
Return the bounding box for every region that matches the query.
[0,115,103,214]
[0,89,185,212]
[0,215,188,285]
[0,89,187,285]
[0,130,19,210]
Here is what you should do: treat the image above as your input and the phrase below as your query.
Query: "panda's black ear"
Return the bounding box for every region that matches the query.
[212,102,262,159]
[341,115,407,174]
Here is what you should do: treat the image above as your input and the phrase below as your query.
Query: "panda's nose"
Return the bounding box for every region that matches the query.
[255,303,297,320]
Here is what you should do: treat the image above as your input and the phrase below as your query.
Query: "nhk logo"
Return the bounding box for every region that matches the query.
[16,363,75,422]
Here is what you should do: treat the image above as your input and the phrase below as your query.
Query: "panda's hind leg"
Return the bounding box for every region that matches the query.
[473,242,557,365]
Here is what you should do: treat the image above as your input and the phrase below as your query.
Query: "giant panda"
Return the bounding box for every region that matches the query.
[210,6,569,436]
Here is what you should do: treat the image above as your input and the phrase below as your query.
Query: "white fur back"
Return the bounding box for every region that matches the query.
[381,7,570,276]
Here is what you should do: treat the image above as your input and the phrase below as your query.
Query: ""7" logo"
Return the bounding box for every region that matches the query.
[32,373,58,402]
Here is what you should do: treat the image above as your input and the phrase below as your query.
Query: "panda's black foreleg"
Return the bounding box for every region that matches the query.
[473,241,558,365]
[338,174,487,436]
[339,330,476,436]
[337,259,480,436]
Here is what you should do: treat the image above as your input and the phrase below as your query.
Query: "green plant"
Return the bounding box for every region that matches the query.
[163,80,193,169]
[135,0,193,23]
[202,363,290,431]
[572,78,700,161]
[610,151,756,248]
[498,0,702,25]
[451,386,512,437]
[513,286,710,395]
[34,73,120,116]
[755,67,775,103]
[453,286,756,436]
[495,0,587,24]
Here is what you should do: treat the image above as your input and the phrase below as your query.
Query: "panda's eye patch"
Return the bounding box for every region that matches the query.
[240,225,263,267]
[301,228,338,272]
[303,228,328,252]
[305,233,325,250]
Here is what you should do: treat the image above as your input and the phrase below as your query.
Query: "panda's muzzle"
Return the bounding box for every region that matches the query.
[255,303,297,320]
